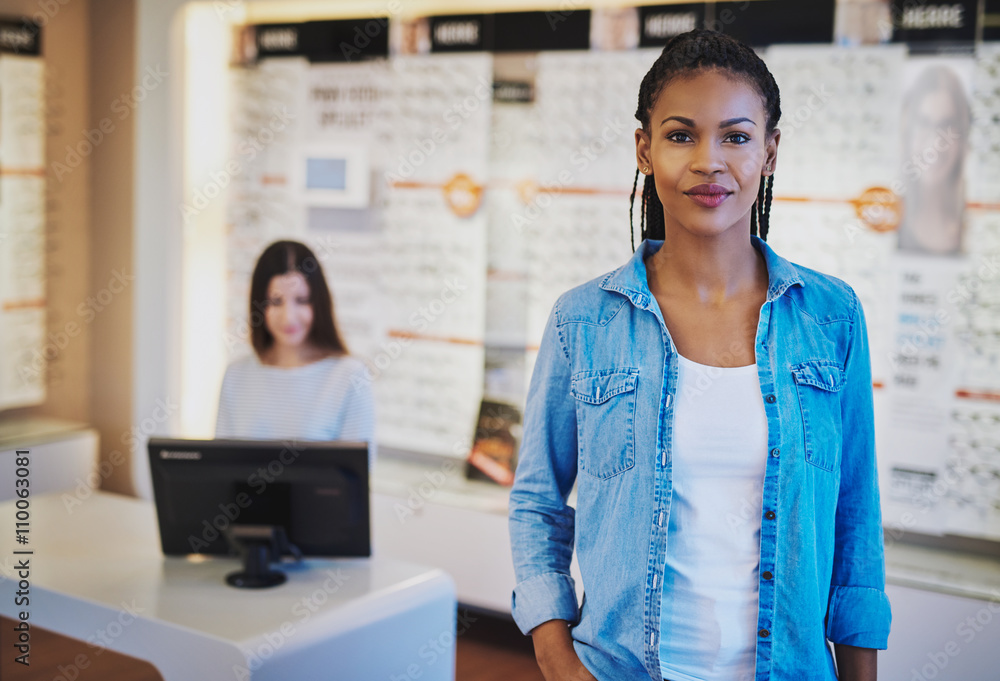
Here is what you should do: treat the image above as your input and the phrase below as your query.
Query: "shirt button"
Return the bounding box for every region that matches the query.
[765,510,776,520]
[759,628,770,638]
[770,447,780,458]
[765,394,776,404]
[762,571,773,580]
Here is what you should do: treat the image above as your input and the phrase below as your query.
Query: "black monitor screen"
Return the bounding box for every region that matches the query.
[148,438,370,557]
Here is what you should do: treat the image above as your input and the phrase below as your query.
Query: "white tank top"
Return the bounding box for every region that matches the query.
[659,353,768,681]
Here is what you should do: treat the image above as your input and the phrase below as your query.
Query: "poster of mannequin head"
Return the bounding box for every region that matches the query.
[897,60,972,256]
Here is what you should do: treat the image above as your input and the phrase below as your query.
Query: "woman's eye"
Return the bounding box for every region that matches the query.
[666,131,692,143]
[726,132,751,144]
[295,297,311,305]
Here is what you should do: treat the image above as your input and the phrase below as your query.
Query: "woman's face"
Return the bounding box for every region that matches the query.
[264,271,314,349]
[635,68,778,240]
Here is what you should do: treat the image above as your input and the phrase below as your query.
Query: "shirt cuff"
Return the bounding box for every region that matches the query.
[825,585,892,649]
[511,572,580,635]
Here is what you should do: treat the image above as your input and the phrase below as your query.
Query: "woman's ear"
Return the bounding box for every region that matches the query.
[764,128,780,176]
[635,127,652,174]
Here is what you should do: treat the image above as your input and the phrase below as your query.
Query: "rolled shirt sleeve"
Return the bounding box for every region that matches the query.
[826,292,892,648]
[509,302,581,635]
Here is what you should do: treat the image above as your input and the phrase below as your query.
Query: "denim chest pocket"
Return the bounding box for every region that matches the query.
[571,368,638,479]
[792,360,845,472]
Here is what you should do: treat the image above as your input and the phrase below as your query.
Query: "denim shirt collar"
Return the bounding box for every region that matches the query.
[599,236,804,309]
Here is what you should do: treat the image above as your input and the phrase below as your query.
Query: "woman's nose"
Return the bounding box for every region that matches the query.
[690,140,725,175]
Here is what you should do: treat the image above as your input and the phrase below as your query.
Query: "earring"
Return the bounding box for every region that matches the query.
[765,165,771,172]
[642,166,649,174]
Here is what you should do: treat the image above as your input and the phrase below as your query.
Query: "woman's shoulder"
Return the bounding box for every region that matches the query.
[221,354,260,378]
[551,264,635,326]
[782,258,862,324]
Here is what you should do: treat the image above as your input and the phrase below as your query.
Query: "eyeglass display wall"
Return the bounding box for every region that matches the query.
[217,1,1000,544]
[0,19,45,411]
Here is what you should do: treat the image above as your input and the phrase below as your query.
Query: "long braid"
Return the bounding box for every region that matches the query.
[629,168,639,252]
[629,29,782,246]
[750,175,767,236]
[642,174,665,242]
[760,173,774,242]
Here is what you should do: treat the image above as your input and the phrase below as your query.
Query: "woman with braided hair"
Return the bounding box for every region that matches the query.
[509,29,890,681]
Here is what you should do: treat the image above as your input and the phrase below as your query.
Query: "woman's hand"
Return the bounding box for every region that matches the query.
[530,620,598,681]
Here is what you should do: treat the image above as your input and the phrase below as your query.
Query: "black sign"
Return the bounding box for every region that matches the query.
[639,4,706,47]
[983,0,1000,41]
[255,23,304,58]
[493,80,534,103]
[713,0,835,46]
[256,19,389,62]
[0,18,41,56]
[889,0,977,44]
[430,14,492,52]
[304,18,390,62]
[493,10,591,52]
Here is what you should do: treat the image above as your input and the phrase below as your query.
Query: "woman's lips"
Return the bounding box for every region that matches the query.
[685,184,732,208]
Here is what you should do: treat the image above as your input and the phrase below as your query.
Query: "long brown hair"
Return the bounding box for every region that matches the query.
[249,240,348,358]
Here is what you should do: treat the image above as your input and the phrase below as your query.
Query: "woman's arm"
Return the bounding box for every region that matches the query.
[834,643,877,681]
[531,620,596,681]
[825,292,892,649]
[509,304,581,649]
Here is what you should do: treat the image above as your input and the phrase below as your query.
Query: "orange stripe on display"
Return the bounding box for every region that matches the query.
[260,175,287,185]
[955,389,1000,402]
[872,381,884,389]
[386,330,481,346]
[3,298,46,311]
[0,168,45,177]
[389,179,630,198]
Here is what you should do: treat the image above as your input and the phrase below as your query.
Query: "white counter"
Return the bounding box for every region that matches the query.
[0,492,457,681]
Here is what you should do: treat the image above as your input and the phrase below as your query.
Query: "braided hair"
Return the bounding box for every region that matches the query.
[630,29,781,251]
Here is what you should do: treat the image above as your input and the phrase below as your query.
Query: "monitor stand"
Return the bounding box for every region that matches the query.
[224,525,288,588]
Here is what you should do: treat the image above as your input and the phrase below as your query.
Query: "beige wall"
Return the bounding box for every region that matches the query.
[0,0,136,495]
[88,0,136,494]
[1,0,92,426]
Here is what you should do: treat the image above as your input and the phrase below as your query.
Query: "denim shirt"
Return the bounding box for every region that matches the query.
[509,237,891,681]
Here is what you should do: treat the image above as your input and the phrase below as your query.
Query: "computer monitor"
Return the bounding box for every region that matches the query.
[148,438,370,586]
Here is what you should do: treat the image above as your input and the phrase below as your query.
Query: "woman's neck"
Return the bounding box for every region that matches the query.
[261,342,329,368]
[647,227,766,304]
